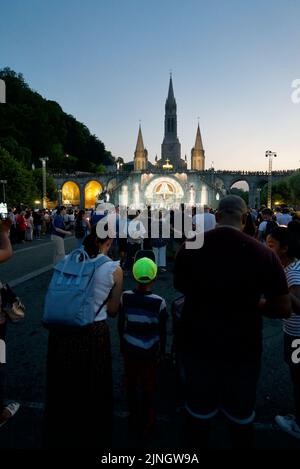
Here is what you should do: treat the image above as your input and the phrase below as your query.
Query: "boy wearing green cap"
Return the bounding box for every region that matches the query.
[118,257,168,436]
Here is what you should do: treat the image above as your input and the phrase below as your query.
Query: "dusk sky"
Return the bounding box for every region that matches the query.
[1,0,300,170]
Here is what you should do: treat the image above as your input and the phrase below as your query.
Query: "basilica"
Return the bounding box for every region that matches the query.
[109,76,216,209]
[133,76,205,172]
[56,77,221,210]
[55,76,294,210]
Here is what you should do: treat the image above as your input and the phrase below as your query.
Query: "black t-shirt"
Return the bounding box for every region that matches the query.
[174,227,289,363]
[33,212,42,225]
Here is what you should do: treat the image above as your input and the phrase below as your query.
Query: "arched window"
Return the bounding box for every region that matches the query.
[84,181,102,208]
[62,181,80,206]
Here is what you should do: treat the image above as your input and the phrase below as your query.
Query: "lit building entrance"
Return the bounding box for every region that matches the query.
[144,177,184,208]
[85,180,102,208]
[61,181,80,206]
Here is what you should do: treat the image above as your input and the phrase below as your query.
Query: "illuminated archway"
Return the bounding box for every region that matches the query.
[144,177,184,208]
[85,180,102,208]
[62,181,80,206]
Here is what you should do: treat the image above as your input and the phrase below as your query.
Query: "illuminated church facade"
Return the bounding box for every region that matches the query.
[56,77,221,210]
[110,76,216,209]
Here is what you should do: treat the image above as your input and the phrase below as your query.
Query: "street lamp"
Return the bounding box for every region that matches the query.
[257,187,262,209]
[39,157,49,209]
[265,150,277,209]
[57,189,62,205]
[0,180,7,203]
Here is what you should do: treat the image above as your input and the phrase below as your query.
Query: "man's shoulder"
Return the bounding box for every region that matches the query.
[205,227,272,254]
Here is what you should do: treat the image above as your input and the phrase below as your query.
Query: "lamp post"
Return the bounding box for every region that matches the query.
[210,161,215,199]
[39,157,49,209]
[0,180,7,203]
[257,187,262,209]
[57,189,62,206]
[265,151,277,209]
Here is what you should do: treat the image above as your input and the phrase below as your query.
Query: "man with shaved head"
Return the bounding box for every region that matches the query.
[174,195,291,448]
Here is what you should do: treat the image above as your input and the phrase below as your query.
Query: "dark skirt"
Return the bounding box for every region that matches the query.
[43,321,112,449]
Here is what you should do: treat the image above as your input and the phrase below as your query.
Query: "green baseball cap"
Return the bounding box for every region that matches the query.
[133,257,157,284]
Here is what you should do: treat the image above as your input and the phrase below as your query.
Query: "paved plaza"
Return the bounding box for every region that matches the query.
[0,236,299,449]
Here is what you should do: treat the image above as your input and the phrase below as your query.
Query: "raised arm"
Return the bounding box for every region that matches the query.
[0,226,13,263]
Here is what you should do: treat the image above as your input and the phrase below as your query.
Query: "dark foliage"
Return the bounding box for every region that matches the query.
[0,68,114,172]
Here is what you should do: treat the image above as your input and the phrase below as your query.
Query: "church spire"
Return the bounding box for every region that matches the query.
[194,123,204,151]
[134,125,148,171]
[166,75,176,107]
[191,123,205,171]
[135,124,144,153]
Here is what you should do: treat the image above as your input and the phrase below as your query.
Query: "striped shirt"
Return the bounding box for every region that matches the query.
[283,260,300,336]
[120,290,167,355]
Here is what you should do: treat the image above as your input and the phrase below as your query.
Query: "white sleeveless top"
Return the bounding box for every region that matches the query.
[91,254,120,322]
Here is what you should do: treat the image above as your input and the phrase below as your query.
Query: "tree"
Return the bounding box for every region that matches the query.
[0,147,38,206]
[0,67,112,172]
[31,169,58,202]
[229,187,249,204]
[271,179,292,205]
[289,171,300,207]
[260,177,295,207]
[95,164,107,174]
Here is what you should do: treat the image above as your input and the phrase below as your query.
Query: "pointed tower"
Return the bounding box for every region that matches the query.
[134,125,148,171]
[191,124,205,171]
[161,75,183,168]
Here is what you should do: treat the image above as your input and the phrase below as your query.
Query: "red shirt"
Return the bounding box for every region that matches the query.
[16,214,27,231]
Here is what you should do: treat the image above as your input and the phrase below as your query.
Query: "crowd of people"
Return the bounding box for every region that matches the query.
[0,197,300,448]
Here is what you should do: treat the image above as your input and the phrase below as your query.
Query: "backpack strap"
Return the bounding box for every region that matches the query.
[93,255,114,317]
[95,288,113,317]
[93,254,112,270]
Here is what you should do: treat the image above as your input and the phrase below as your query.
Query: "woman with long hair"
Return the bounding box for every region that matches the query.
[44,226,123,448]
[267,223,300,439]
[243,212,256,237]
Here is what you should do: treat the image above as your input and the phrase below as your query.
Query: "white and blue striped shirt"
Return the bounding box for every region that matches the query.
[120,290,167,354]
[283,260,300,336]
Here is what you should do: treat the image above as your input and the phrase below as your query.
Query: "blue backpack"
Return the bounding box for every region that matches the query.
[43,248,111,327]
